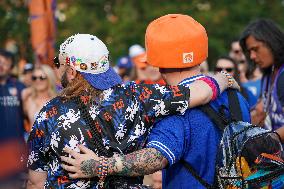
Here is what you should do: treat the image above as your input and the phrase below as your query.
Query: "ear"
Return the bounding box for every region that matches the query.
[68,67,77,80]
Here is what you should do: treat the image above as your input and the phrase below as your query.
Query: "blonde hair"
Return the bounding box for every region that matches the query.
[32,64,57,98]
[59,73,103,102]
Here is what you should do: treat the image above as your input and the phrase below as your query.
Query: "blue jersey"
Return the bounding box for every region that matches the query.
[0,77,25,141]
[146,75,251,189]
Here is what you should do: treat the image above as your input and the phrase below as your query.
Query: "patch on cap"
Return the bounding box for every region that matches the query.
[183,52,194,64]
[59,34,110,74]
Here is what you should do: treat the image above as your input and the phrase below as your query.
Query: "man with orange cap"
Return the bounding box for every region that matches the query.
[129,44,166,85]
[60,14,250,188]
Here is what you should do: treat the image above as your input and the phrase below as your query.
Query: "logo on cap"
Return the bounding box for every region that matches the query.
[183,52,194,64]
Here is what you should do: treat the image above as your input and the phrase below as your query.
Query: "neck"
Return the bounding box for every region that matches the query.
[36,90,51,99]
[165,67,201,85]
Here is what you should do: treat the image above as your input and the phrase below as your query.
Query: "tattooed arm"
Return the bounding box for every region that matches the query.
[107,148,168,177]
[61,145,167,178]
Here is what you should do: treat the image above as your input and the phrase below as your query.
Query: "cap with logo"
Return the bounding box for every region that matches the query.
[59,34,122,90]
[145,14,208,68]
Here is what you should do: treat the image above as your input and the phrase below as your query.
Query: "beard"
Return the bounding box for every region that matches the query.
[61,70,69,88]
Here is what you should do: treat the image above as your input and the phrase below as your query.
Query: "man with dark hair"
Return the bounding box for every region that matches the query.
[229,38,246,64]
[239,18,284,143]
[27,34,235,188]
[60,14,249,189]
[0,49,26,188]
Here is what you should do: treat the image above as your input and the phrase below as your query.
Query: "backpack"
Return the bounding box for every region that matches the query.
[182,90,284,189]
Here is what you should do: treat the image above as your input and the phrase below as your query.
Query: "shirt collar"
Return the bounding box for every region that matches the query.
[178,74,205,86]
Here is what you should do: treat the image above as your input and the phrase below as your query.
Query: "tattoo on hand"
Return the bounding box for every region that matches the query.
[80,159,99,177]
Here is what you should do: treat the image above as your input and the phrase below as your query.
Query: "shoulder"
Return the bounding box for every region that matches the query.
[9,78,26,89]
[276,70,284,104]
[34,97,61,122]
[22,87,32,101]
[277,70,284,89]
[155,114,185,129]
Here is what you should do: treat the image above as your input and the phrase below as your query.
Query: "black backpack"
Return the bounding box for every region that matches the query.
[182,90,284,189]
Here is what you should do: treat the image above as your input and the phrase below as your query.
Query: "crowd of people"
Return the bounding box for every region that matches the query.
[0,13,283,189]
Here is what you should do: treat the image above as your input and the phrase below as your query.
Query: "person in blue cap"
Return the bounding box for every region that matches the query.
[115,56,133,82]
[27,33,237,189]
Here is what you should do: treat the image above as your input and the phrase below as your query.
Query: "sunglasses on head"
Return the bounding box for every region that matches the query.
[32,75,47,81]
[215,67,234,72]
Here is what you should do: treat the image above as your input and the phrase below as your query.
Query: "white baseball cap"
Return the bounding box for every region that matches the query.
[128,44,145,58]
[59,34,122,90]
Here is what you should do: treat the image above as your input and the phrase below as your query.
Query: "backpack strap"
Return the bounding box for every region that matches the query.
[199,105,227,131]
[74,97,112,157]
[182,89,242,188]
[181,160,215,189]
[227,89,243,121]
[180,104,226,189]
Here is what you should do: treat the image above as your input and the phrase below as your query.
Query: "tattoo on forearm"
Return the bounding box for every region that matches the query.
[80,159,99,177]
[108,148,167,177]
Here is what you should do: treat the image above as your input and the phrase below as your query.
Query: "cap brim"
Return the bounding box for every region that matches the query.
[81,67,122,90]
[133,54,147,69]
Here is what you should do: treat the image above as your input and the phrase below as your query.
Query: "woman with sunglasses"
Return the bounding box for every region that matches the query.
[23,64,57,131]
[215,56,257,108]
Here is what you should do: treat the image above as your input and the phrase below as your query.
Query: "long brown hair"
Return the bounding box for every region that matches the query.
[59,73,103,103]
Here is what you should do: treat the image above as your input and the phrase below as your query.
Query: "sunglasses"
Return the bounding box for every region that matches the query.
[32,75,47,81]
[233,49,241,54]
[215,67,234,72]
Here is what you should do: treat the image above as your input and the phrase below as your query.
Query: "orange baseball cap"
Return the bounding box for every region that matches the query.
[132,52,147,69]
[145,14,208,68]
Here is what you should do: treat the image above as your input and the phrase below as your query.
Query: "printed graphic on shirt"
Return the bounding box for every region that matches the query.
[28,82,190,188]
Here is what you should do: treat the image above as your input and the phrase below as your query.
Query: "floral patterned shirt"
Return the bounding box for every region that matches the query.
[28,82,189,188]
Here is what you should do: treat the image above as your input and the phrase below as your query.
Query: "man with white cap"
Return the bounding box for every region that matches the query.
[27,33,236,188]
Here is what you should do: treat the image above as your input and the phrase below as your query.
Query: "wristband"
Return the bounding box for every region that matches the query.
[207,76,221,98]
[198,77,219,100]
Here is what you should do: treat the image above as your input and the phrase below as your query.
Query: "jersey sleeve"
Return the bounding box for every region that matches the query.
[27,108,49,172]
[146,116,186,166]
[135,83,190,119]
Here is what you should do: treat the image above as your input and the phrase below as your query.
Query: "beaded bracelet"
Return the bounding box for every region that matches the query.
[220,71,234,87]
[97,156,108,184]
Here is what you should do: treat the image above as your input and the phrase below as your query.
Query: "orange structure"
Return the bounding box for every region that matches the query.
[28,0,56,66]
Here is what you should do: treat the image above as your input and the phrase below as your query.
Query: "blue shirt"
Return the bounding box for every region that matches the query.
[146,75,251,189]
[241,84,258,108]
[242,79,261,101]
[0,77,25,141]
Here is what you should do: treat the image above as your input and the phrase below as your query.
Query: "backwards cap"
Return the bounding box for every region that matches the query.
[145,14,208,68]
[59,34,122,90]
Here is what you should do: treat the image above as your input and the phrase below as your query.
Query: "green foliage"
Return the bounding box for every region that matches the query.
[1,0,284,68]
